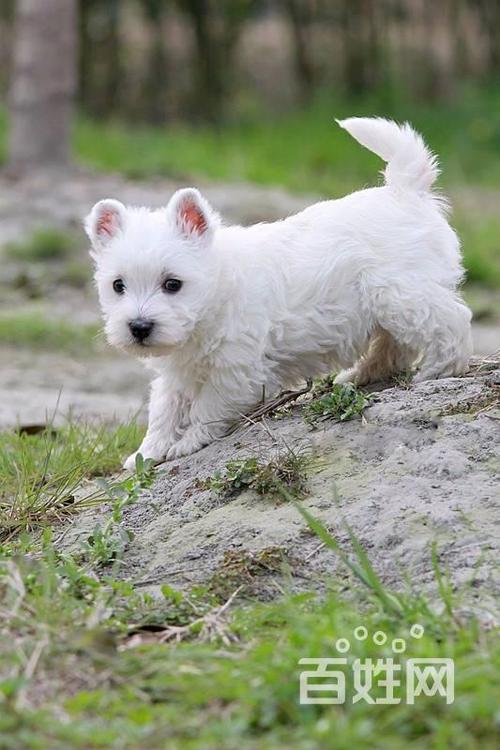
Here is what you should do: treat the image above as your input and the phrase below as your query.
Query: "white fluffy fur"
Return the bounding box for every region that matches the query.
[85,117,472,469]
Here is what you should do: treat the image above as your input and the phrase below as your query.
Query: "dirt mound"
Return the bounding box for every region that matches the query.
[62,358,500,622]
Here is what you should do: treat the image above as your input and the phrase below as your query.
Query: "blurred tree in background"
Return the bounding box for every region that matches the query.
[7,0,77,172]
[175,0,254,123]
[79,0,122,119]
[2,0,500,169]
[140,0,169,123]
[281,0,317,105]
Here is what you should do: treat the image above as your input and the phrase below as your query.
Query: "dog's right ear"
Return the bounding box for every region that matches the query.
[84,199,125,253]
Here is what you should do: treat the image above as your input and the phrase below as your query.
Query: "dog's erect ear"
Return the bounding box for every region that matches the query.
[167,188,217,244]
[85,199,125,252]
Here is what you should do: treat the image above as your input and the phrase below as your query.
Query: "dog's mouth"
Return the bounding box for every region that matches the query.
[125,340,177,357]
[104,325,181,357]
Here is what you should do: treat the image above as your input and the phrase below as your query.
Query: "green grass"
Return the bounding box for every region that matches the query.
[1,87,500,192]
[0,508,498,749]
[57,260,92,287]
[0,312,100,350]
[455,215,500,287]
[0,422,497,748]
[4,228,77,262]
[0,421,145,539]
[71,89,500,192]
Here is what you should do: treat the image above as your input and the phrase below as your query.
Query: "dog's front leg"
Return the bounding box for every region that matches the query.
[124,375,189,470]
[166,370,259,460]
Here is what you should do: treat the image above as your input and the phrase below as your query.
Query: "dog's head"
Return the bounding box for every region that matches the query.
[85,188,220,356]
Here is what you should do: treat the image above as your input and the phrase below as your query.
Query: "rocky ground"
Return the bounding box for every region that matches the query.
[60,356,500,623]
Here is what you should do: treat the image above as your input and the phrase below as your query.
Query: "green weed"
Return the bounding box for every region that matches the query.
[304,382,371,424]
[82,454,155,567]
[206,452,309,499]
[208,546,292,601]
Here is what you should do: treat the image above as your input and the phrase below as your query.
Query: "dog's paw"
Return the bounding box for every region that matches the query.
[166,440,199,461]
[334,368,359,385]
[123,446,166,472]
[123,451,140,471]
[166,429,208,461]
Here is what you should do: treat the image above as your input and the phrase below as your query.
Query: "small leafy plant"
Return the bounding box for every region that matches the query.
[208,546,290,600]
[251,453,309,498]
[207,457,260,496]
[82,454,156,567]
[304,382,371,425]
[206,452,309,500]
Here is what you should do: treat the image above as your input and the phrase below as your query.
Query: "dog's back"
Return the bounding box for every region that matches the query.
[278,118,463,292]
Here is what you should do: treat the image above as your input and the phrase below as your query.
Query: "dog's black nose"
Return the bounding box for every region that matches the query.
[129,318,154,342]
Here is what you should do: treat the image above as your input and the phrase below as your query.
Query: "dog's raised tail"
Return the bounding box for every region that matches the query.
[336,117,440,192]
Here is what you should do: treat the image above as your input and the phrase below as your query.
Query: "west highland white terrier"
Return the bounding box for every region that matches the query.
[85,117,472,469]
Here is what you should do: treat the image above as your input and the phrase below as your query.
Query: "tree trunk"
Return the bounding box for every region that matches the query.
[183,0,224,123]
[283,0,316,106]
[78,0,122,119]
[7,0,78,173]
[477,0,500,74]
[141,0,169,124]
[341,0,380,96]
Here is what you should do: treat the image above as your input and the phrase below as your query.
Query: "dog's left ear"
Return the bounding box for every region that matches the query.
[167,188,218,245]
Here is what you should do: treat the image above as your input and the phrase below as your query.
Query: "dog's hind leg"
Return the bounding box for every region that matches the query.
[412,296,473,382]
[370,285,473,383]
[335,327,416,385]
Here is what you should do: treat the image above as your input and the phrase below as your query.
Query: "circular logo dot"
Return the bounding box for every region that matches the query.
[354,626,368,641]
[410,623,425,639]
[373,630,387,646]
[391,638,406,653]
[335,638,350,653]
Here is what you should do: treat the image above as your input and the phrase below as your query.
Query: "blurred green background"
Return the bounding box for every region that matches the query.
[0,0,498,374]
[1,1,500,286]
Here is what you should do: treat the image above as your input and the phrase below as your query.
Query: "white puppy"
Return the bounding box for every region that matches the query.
[85,117,472,469]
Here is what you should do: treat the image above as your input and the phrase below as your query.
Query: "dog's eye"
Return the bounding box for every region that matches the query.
[113,278,125,294]
[163,278,183,294]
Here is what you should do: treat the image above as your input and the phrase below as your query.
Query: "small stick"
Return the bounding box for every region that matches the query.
[305,541,326,561]
[227,379,312,435]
